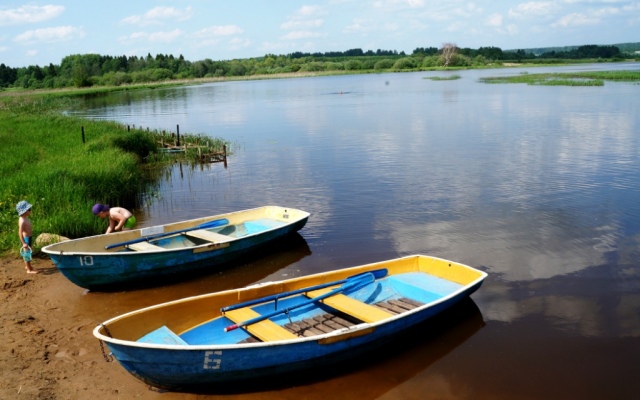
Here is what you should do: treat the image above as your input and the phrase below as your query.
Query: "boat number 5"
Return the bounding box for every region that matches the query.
[78,256,94,266]
[203,350,222,370]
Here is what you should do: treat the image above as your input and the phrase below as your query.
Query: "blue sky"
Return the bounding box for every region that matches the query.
[1,1,638,68]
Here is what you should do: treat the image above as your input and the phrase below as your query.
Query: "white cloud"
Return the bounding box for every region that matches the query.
[373,0,426,9]
[591,6,621,17]
[119,29,184,44]
[487,13,503,27]
[552,12,599,27]
[190,26,246,49]
[281,18,324,30]
[192,25,244,38]
[121,6,192,27]
[0,5,64,26]
[456,2,483,17]
[13,26,85,44]
[294,5,328,18]
[508,2,560,19]
[280,5,328,43]
[343,19,366,33]
[148,29,183,43]
[281,5,327,33]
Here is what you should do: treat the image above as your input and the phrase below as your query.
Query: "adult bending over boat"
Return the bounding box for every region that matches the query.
[92,203,137,234]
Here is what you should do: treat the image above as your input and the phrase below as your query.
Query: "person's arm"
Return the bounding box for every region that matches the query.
[106,217,117,234]
[112,210,128,232]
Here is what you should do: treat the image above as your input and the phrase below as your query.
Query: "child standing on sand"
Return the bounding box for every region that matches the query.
[92,203,137,234]
[16,200,39,274]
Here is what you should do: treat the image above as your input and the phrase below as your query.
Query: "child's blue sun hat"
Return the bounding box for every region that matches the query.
[16,200,33,216]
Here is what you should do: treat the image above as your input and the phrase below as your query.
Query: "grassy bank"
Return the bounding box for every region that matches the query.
[0,94,228,255]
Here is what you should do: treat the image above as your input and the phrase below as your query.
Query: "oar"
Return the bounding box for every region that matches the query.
[224,272,375,332]
[221,268,388,313]
[105,218,229,250]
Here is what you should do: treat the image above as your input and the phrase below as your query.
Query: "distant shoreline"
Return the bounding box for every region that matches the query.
[4,59,637,98]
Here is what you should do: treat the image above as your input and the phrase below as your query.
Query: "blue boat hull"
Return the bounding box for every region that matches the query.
[43,206,309,290]
[104,280,483,389]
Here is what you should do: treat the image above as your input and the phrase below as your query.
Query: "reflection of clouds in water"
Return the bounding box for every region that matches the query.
[478,284,640,338]
[381,216,614,281]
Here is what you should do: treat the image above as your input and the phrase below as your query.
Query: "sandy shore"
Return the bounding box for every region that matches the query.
[1,255,311,400]
[0,255,161,399]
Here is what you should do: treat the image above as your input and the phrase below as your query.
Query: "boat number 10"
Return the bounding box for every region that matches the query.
[203,351,222,370]
[78,256,94,266]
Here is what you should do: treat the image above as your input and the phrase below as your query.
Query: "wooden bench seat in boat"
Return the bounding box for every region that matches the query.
[185,229,232,244]
[127,241,165,251]
[224,307,298,342]
[305,288,394,323]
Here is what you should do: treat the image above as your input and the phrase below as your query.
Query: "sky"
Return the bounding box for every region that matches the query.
[1,0,638,68]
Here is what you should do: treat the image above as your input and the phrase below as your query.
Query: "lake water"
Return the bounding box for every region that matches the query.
[68,64,640,399]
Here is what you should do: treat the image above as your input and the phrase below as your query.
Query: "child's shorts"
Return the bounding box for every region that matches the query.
[21,237,33,262]
[124,216,137,229]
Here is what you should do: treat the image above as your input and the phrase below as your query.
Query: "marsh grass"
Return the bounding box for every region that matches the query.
[0,94,229,255]
[481,70,640,86]
[425,75,461,81]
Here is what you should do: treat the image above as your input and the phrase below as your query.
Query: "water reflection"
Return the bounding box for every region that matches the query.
[61,65,640,398]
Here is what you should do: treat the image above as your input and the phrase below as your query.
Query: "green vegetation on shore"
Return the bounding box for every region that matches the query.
[480,70,640,86]
[1,44,637,91]
[0,93,229,255]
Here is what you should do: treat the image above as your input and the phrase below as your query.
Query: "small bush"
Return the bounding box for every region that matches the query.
[393,57,417,69]
[374,59,395,70]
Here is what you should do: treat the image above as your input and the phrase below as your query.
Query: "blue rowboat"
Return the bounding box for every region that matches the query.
[42,206,309,290]
[93,255,487,390]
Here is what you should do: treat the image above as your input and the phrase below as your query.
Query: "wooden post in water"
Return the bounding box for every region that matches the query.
[223,144,227,168]
[176,125,181,147]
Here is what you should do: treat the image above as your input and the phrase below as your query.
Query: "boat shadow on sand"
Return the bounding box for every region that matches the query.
[176,296,485,396]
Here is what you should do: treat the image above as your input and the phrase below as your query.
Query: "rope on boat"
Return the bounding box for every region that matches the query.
[98,323,114,362]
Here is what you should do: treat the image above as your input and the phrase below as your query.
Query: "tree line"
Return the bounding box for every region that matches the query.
[0,44,633,90]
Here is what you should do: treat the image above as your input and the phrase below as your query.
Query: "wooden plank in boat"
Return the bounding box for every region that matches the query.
[397,298,424,308]
[389,299,421,310]
[332,316,355,327]
[305,289,394,323]
[224,308,297,342]
[127,241,165,252]
[373,302,405,314]
[186,229,232,243]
